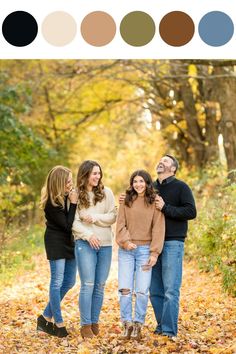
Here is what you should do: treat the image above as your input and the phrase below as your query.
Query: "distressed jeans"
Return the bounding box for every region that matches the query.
[43,258,77,324]
[75,239,112,326]
[150,240,184,337]
[118,245,152,324]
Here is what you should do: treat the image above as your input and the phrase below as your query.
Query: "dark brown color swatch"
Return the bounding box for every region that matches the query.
[159,11,195,47]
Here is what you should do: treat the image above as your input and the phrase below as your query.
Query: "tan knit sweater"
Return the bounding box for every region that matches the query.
[116,196,165,258]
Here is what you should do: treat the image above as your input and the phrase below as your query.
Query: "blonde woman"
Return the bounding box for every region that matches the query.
[72,160,116,339]
[37,165,78,338]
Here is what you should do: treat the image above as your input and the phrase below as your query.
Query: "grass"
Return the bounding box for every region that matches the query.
[0,224,44,289]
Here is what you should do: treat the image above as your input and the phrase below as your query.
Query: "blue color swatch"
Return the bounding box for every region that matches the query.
[198,11,234,47]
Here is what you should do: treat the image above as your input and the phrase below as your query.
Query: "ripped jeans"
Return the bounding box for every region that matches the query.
[75,239,112,326]
[118,245,152,324]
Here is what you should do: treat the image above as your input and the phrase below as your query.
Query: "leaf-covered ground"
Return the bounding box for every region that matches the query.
[1,253,235,354]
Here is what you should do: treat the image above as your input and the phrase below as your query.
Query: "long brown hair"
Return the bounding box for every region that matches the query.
[40,165,71,209]
[77,160,105,209]
[125,170,156,207]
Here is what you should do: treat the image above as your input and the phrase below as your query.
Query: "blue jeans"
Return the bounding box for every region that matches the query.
[75,239,112,326]
[150,240,184,337]
[43,258,77,324]
[118,245,152,324]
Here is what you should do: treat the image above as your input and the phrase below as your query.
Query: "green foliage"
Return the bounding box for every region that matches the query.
[186,183,236,297]
[0,225,44,288]
[0,74,56,187]
[0,73,57,239]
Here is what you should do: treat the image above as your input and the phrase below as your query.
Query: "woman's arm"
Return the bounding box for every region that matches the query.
[72,211,94,241]
[150,208,165,258]
[91,188,117,227]
[115,203,131,248]
[45,202,77,233]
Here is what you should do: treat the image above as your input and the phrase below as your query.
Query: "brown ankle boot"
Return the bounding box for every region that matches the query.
[121,321,133,339]
[130,322,142,341]
[80,324,94,339]
[91,323,99,336]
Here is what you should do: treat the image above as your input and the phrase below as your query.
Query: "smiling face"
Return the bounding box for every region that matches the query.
[65,172,73,194]
[132,175,146,196]
[87,165,101,189]
[156,156,176,176]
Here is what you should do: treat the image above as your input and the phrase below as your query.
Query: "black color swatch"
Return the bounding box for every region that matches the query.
[2,11,38,47]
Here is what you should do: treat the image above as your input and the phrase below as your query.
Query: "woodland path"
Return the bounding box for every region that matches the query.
[0,252,235,354]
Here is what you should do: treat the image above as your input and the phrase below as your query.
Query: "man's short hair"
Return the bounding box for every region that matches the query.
[165,154,179,174]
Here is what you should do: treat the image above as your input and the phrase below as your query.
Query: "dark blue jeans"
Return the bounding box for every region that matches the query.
[43,258,76,324]
[75,239,112,326]
[150,241,184,337]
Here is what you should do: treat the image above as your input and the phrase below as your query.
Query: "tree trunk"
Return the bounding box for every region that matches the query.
[212,67,236,172]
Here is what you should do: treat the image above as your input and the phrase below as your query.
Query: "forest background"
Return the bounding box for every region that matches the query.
[0,59,235,297]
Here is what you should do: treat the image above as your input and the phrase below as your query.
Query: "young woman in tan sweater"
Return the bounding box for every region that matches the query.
[116,170,165,341]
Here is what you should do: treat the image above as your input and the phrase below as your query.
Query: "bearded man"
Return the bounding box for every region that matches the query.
[150,155,196,338]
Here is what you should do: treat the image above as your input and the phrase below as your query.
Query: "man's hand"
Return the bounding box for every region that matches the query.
[155,195,165,210]
[88,235,101,250]
[119,193,126,204]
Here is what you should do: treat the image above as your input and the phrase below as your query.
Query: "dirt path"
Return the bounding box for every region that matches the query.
[0,254,235,353]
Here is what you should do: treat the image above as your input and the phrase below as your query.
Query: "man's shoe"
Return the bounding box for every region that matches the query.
[130,322,142,341]
[121,321,133,340]
[36,315,55,336]
[162,332,176,340]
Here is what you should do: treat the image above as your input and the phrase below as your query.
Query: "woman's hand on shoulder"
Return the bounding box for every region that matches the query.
[119,193,126,204]
[69,189,78,204]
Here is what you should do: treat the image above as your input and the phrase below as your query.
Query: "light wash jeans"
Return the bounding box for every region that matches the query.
[150,240,184,337]
[75,239,112,326]
[43,258,77,324]
[118,245,152,324]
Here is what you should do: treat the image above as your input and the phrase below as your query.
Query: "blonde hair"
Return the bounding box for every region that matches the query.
[40,165,71,209]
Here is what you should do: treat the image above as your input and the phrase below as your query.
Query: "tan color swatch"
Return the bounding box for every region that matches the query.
[42,11,77,46]
[81,11,116,47]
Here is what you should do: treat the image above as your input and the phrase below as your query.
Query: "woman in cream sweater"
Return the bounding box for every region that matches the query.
[72,160,116,339]
[116,170,165,341]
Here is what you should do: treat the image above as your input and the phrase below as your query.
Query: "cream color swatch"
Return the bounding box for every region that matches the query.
[42,11,77,46]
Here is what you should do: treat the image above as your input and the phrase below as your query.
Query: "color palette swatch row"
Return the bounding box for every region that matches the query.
[1,10,235,48]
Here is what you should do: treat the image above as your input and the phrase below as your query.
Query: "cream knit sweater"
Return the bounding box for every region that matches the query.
[72,187,117,246]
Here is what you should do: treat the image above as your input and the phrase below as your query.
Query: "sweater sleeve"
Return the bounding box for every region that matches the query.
[45,202,77,233]
[150,208,165,258]
[92,188,117,227]
[72,210,94,241]
[116,203,131,248]
[162,184,197,220]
